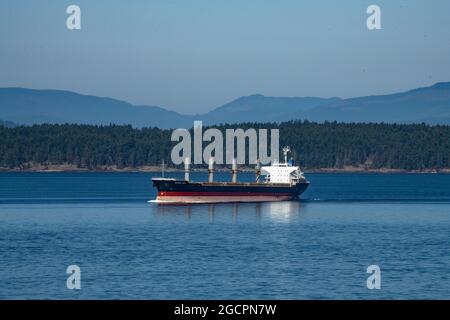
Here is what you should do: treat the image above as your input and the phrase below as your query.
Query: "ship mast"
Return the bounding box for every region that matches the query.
[282,146,291,165]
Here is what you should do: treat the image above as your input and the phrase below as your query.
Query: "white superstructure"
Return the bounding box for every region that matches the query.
[261,147,306,185]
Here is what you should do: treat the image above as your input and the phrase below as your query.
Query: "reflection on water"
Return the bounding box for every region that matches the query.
[153,200,303,223]
[267,201,302,223]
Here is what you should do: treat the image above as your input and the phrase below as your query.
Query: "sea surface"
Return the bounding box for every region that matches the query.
[0,172,450,299]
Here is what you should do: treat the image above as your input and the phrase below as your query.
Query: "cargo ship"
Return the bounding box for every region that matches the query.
[152,147,309,203]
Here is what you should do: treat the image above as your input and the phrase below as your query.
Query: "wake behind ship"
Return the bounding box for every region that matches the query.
[152,147,310,203]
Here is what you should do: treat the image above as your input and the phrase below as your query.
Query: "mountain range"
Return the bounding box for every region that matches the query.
[1,82,450,128]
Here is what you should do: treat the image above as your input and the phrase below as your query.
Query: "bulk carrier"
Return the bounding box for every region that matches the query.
[152,147,309,203]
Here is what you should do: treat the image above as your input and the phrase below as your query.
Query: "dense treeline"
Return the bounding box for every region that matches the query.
[1,121,450,171]
[0,124,172,169]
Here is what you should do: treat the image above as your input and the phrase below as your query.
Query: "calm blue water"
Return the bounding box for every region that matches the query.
[0,172,450,299]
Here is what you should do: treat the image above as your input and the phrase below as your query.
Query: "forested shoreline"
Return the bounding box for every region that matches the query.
[1,121,450,172]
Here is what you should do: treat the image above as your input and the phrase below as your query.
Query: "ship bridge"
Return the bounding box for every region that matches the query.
[260,147,306,185]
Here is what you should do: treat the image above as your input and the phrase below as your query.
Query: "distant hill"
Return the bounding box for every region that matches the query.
[301,82,450,124]
[1,82,450,128]
[0,120,15,128]
[202,95,341,124]
[0,88,194,128]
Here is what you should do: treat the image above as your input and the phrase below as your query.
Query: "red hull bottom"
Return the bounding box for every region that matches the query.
[155,195,296,203]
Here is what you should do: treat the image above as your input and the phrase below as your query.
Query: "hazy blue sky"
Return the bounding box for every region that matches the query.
[1,0,450,113]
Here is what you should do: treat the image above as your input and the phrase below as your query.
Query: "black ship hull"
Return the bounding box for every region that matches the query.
[152,178,310,203]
